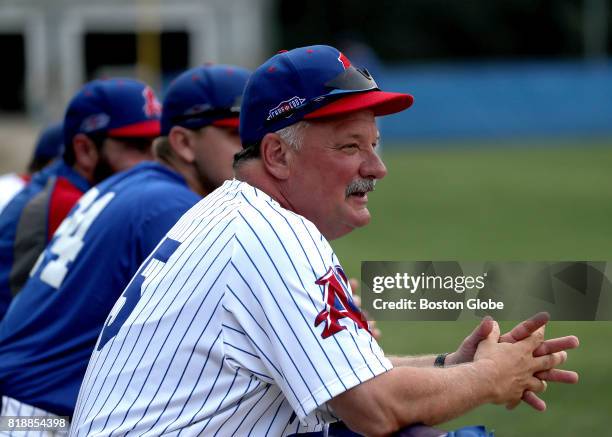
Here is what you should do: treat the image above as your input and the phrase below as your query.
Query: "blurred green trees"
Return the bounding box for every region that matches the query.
[277,0,603,61]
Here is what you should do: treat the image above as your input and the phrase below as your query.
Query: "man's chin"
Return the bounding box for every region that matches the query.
[350,208,372,228]
[327,210,372,240]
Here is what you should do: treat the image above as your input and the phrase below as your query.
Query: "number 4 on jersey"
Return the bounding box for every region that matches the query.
[31,188,115,289]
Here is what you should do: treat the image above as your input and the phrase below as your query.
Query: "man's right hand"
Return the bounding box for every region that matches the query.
[473,320,569,408]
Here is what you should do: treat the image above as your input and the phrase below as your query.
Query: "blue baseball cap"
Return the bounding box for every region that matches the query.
[33,122,64,160]
[239,44,413,146]
[161,64,251,136]
[63,78,162,146]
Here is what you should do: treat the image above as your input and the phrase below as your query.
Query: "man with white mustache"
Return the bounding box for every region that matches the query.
[71,45,579,437]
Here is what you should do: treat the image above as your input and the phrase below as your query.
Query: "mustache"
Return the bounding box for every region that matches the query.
[346,178,376,197]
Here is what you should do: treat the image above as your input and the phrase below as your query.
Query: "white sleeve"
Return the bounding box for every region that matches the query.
[223,203,392,424]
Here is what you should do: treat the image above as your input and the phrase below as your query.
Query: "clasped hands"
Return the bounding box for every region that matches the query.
[445,312,579,411]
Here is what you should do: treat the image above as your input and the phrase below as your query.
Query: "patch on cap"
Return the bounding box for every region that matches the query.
[267,96,306,121]
[80,113,110,132]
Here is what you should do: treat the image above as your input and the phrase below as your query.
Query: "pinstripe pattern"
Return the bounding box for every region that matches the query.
[70,180,391,436]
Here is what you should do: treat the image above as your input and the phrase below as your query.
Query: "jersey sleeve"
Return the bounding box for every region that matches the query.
[222,202,392,425]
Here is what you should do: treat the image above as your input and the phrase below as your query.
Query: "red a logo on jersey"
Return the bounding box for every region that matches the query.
[142,86,162,118]
[314,266,370,339]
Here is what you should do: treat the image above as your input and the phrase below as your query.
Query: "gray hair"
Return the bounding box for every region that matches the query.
[232,120,310,168]
[276,121,309,151]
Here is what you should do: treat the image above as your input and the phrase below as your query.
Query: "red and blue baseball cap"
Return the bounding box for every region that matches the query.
[239,44,413,146]
[161,64,251,135]
[63,78,161,146]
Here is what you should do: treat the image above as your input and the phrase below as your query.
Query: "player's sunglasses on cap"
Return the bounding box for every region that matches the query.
[264,65,378,125]
[170,95,242,128]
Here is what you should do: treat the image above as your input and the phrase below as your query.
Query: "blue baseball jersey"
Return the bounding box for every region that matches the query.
[0,162,200,417]
[0,160,89,319]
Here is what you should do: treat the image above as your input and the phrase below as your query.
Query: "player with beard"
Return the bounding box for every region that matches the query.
[0,78,160,318]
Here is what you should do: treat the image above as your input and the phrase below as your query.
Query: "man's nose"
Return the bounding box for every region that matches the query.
[361,149,387,180]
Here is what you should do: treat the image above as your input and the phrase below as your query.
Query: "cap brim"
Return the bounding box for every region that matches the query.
[304,90,413,120]
[108,120,161,138]
[212,117,240,128]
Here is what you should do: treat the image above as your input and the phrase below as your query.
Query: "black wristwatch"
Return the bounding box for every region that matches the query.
[434,352,449,367]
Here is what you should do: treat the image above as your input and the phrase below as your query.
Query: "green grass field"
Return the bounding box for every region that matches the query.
[331,140,612,436]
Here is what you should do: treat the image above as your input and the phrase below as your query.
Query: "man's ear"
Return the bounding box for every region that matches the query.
[72,134,100,181]
[168,126,197,164]
[260,133,292,180]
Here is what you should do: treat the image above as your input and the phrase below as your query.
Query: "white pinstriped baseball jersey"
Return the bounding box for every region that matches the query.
[70,179,391,436]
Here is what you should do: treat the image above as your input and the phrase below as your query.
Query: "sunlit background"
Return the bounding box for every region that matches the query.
[0,1,611,435]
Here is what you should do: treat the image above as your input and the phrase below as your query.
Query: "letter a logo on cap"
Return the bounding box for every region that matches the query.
[337,52,351,70]
[143,86,162,118]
